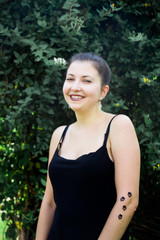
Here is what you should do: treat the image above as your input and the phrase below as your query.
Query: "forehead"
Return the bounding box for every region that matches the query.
[67,61,99,78]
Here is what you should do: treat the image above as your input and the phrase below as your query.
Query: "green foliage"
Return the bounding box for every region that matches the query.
[0,0,160,239]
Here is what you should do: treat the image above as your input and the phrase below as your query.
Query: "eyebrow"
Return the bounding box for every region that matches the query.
[67,73,95,79]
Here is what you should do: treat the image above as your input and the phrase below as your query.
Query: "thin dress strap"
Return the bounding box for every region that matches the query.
[103,115,117,146]
[57,125,69,152]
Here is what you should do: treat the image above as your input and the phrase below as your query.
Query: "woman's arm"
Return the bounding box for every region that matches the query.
[35,173,56,240]
[98,115,140,240]
[35,126,66,240]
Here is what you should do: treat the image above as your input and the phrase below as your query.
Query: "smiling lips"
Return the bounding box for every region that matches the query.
[70,95,84,101]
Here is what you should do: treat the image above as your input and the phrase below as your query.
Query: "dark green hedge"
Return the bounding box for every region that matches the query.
[0,0,160,239]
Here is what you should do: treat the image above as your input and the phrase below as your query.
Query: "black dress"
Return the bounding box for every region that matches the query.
[48,117,129,240]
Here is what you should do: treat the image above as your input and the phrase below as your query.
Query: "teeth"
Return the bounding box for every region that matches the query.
[71,95,83,99]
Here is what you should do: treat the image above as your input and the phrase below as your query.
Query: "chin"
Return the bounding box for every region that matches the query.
[70,106,83,112]
[68,103,84,111]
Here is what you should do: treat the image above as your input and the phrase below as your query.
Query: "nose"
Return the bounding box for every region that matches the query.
[71,79,81,91]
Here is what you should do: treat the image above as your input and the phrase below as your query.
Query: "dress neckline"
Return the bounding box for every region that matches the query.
[56,144,105,161]
[55,115,116,162]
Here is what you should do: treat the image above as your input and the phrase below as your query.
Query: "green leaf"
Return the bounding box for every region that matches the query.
[37,20,47,27]
[39,169,47,174]
[24,87,33,95]
[39,157,48,162]
[40,178,46,187]
[48,109,55,115]
[144,114,152,126]
[34,89,41,95]
[14,51,21,59]
[17,99,25,104]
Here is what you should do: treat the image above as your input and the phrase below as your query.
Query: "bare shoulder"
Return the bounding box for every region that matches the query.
[51,125,67,140]
[110,114,139,150]
[50,125,67,148]
[109,114,140,166]
[110,114,138,146]
[111,114,135,132]
[48,125,67,163]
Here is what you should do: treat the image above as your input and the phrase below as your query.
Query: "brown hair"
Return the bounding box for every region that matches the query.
[68,52,111,86]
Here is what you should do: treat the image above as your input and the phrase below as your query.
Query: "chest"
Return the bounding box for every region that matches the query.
[59,129,107,160]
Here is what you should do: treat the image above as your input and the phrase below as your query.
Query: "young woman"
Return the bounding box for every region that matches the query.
[36,53,140,240]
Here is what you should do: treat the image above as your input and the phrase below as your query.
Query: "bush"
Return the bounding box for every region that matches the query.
[0,0,159,239]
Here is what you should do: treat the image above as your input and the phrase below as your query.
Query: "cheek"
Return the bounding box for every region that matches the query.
[62,82,68,95]
[90,85,102,98]
[62,82,70,103]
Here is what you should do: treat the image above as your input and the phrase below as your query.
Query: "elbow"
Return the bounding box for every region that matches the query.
[129,198,139,215]
[116,196,139,215]
[43,194,56,209]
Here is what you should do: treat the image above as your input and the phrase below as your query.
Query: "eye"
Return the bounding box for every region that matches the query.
[83,79,92,83]
[66,78,74,81]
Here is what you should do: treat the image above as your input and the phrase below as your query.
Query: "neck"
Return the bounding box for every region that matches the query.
[74,107,105,128]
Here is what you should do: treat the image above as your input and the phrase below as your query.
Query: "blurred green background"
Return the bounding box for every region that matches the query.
[0,0,160,239]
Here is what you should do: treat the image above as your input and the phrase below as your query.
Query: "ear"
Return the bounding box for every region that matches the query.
[101,85,109,99]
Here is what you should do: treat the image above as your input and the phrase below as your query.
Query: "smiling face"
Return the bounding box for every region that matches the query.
[63,61,109,113]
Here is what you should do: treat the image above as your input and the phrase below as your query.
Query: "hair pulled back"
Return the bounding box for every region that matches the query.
[68,52,111,86]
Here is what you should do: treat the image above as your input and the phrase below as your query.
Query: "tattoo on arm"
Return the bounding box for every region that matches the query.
[118,214,123,219]
[128,192,132,197]
[122,205,127,210]
[120,196,125,201]
[118,192,132,219]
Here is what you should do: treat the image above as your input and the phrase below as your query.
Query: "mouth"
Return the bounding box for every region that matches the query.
[70,95,85,101]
